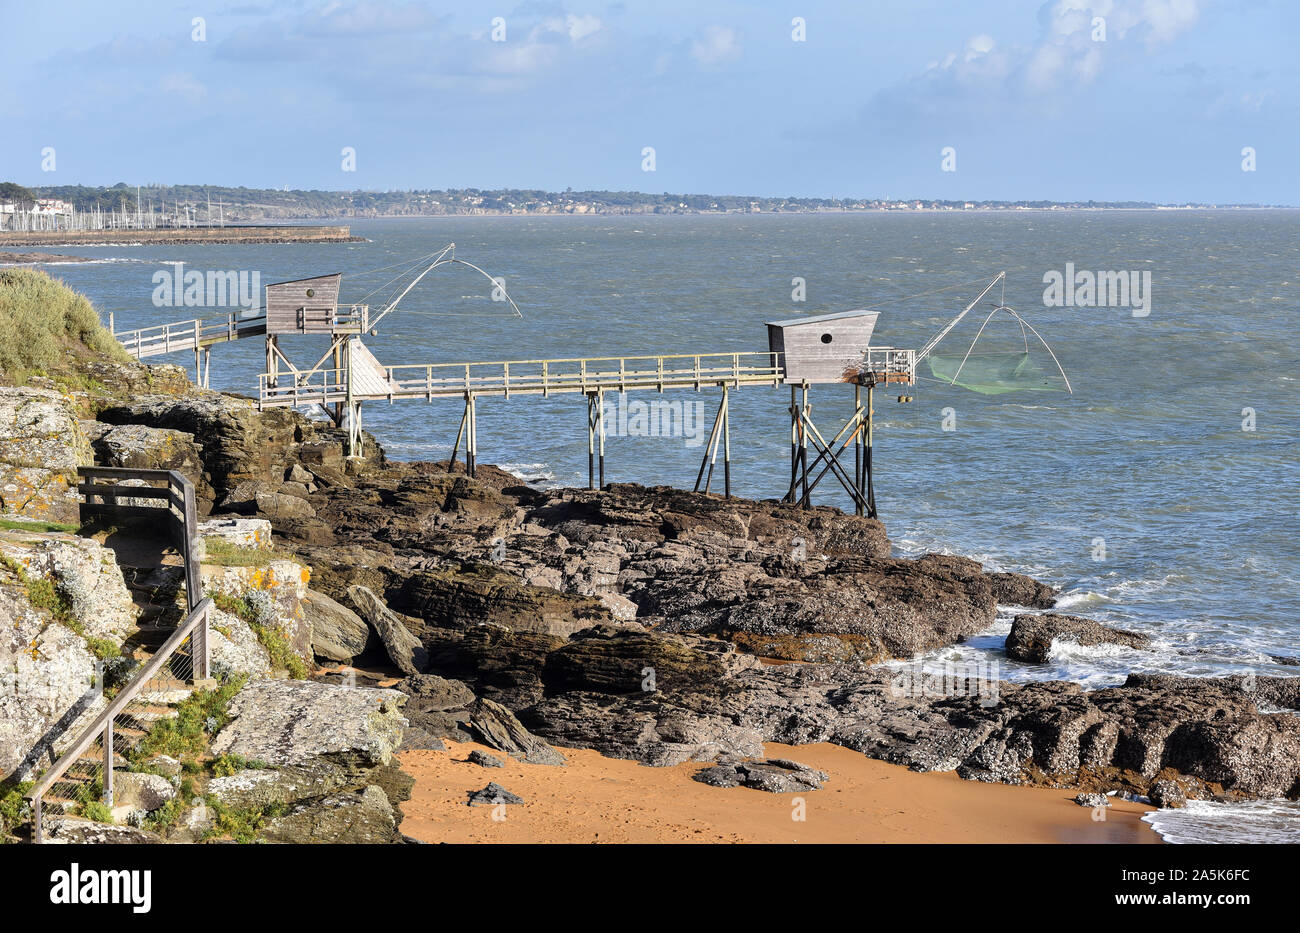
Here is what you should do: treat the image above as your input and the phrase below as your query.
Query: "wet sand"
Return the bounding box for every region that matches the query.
[400,740,1162,844]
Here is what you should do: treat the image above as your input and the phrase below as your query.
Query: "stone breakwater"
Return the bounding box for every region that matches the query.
[0,225,362,247]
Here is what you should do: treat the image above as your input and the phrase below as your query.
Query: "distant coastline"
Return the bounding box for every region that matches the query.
[0,225,361,248]
[10,182,1292,227]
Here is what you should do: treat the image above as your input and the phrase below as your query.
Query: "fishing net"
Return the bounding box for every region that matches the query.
[924,350,1068,394]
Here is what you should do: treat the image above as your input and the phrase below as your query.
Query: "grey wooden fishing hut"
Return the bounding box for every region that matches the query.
[263,273,376,453]
[767,309,913,518]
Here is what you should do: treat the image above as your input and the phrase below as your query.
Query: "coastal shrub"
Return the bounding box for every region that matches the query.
[0,552,121,661]
[210,753,267,778]
[0,780,32,841]
[0,268,128,383]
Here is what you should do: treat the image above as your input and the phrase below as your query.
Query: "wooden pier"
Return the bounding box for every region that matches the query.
[109,253,947,516]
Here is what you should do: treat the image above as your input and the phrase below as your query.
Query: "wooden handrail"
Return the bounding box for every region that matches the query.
[25,467,209,842]
[24,599,212,804]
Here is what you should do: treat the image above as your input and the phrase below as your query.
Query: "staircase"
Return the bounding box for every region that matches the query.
[24,468,211,843]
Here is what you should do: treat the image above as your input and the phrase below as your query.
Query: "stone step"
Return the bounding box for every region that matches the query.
[118,705,178,730]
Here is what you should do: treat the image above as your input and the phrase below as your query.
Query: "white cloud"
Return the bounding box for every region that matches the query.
[690,26,740,66]
[565,13,602,42]
[917,0,1201,96]
[159,72,207,103]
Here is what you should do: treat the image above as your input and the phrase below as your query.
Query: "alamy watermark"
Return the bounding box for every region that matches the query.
[889,658,1001,707]
[601,394,707,447]
[1042,262,1151,317]
[151,262,260,309]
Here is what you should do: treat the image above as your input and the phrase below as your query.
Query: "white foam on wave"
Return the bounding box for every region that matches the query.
[499,461,554,478]
[1143,799,1300,844]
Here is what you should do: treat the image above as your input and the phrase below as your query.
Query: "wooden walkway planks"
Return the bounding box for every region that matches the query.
[257,350,787,409]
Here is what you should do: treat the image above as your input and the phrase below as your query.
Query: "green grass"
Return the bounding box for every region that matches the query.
[201,538,298,568]
[131,674,248,762]
[210,753,267,778]
[0,268,129,385]
[0,518,79,534]
[79,800,113,824]
[202,798,287,844]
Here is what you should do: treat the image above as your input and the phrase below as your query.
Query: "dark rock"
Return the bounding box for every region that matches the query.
[1073,792,1109,808]
[1005,613,1150,664]
[693,758,828,793]
[304,588,375,661]
[467,698,566,766]
[396,727,447,752]
[467,782,524,806]
[262,785,398,844]
[468,749,505,768]
[394,673,476,745]
[347,585,429,675]
[987,571,1057,608]
[398,673,476,710]
[1149,779,1188,809]
[396,565,610,636]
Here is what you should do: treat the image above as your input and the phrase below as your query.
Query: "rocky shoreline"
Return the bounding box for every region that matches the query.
[3,329,1299,841]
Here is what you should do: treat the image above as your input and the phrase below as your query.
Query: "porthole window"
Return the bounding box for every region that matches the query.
[306,288,316,298]
[820,333,833,344]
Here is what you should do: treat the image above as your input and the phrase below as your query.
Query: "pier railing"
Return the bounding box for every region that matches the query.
[24,467,210,843]
[258,350,788,407]
[115,311,268,359]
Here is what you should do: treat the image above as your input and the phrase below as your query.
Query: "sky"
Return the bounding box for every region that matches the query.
[1,0,1295,203]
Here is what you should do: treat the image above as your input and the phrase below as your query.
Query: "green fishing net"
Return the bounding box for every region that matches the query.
[924,351,1067,395]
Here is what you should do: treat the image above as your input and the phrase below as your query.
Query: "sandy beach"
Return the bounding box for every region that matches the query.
[400,740,1162,844]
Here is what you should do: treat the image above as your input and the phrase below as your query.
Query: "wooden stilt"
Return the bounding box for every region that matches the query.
[786,387,799,503]
[695,391,727,494]
[587,396,594,490]
[722,385,732,499]
[597,391,606,489]
[866,384,877,519]
[466,393,477,478]
[450,398,468,472]
[800,385,810,509]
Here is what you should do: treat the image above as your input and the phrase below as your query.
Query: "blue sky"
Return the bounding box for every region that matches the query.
[1,0,1294,202]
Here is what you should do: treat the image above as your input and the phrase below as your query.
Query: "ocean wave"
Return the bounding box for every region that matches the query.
[1143,798,1300,844]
